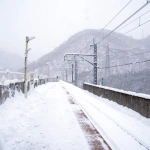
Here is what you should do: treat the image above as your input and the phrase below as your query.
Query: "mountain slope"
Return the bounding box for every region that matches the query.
[142,35,150,48]
[25,29,150,93]
[0,49,24,71]
[27,29,147,74]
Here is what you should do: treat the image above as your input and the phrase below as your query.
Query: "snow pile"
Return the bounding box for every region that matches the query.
[0,91,42,149]
[0,83,89,150]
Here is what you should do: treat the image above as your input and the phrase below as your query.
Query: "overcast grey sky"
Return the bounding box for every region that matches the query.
[0,0,150,61]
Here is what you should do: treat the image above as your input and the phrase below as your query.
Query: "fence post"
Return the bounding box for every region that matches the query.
[0,85,3,104]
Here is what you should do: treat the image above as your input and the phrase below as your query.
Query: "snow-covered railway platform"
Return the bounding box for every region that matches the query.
[0,82,110,150]
[0,81,150,150]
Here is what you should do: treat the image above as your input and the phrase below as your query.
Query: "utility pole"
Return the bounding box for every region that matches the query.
[90,38,97,85]
[24,37,28,98]
[65,69,67,82]
[105,44,110,78]
[46,62,49,82]
[24,36,35,98]
[72,64,74,83]
[74,55,78,86]
[63,71,64,80]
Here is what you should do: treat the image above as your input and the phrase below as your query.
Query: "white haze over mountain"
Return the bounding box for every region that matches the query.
[23,29,150,94]
[25,29,149,79]
[0,0,150,62]
[0,49,24,71]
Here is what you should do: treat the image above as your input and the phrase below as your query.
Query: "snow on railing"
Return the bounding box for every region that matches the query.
[0,71,24,85]
[0,71,48,85]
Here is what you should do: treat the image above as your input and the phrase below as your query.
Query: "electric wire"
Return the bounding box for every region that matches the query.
[99,49,150,63]
[93,0,133,40]
[96,1,150,45]
[84,0,133,52]
[116,9,150,32]
[98,58,150,70]
[112,50,150,62]
[84,1,150,63]
[94,15,150,59]
[100,18,150,48]
[124,18,150,34]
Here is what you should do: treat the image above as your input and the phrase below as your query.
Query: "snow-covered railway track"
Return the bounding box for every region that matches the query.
[79,95,150,150]
[62,87,112,150]
[62,82,150,150]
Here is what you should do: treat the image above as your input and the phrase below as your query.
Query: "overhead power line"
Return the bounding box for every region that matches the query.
[101,18,150,48]
[116,9,150,32]
[96,1,150,45]
[99,49,150,63]
[93,0,133,40]
[124,19,150,35]
[96,15,150,59]
[111,50,150,63]
[98,59,150,70]
[84,0,133,52]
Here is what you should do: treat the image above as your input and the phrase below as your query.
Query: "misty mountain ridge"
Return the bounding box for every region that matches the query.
[24,29,150,94]
[27,29,149,74]
[0,49,24,71]
[142,35,150,48]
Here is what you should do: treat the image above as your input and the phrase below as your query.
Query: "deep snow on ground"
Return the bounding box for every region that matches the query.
[0,83,89,150]
[61,81,150,150]
[0,81,150,150]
